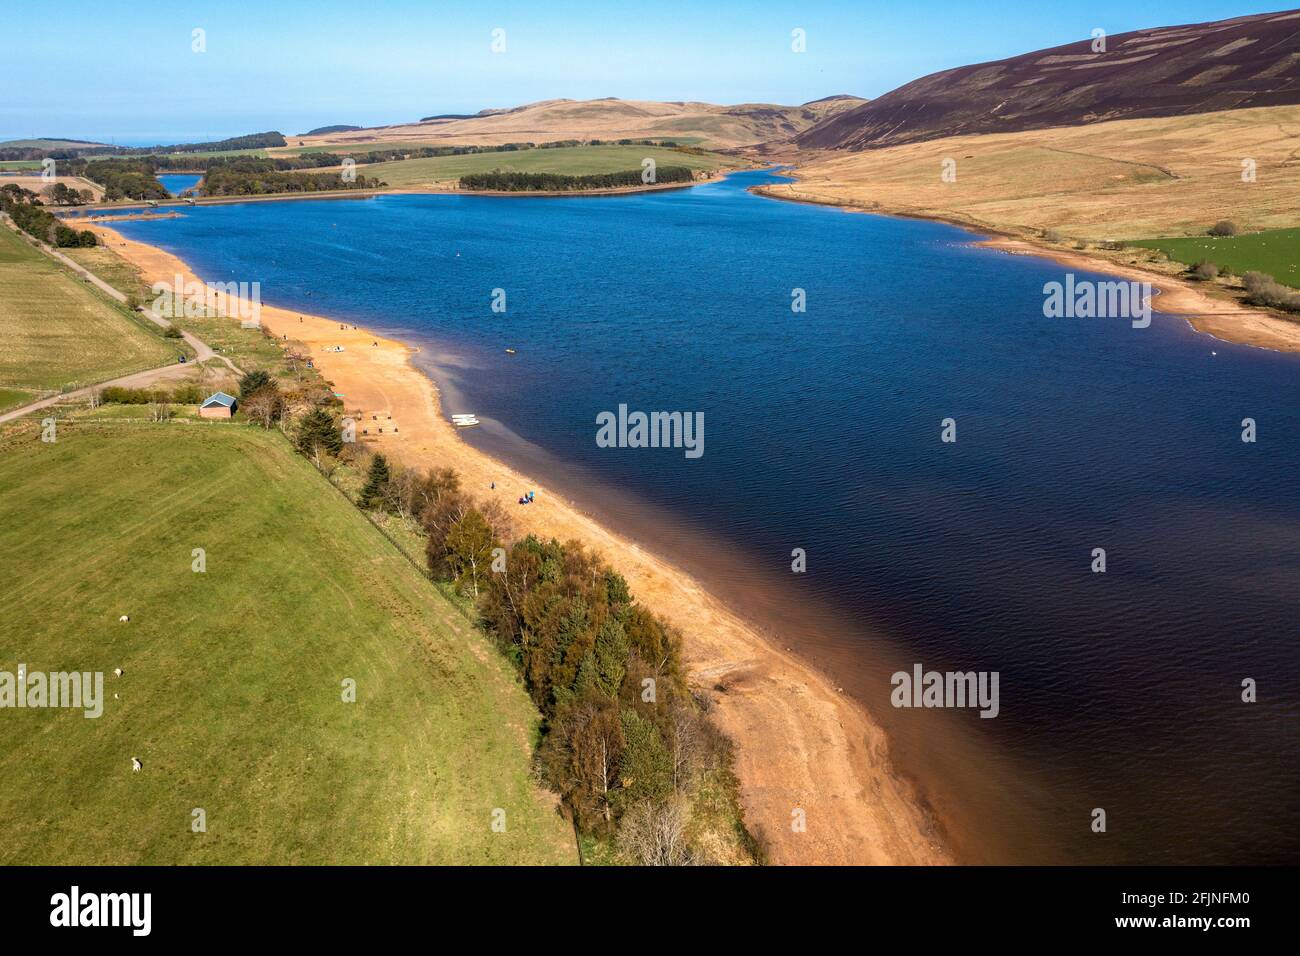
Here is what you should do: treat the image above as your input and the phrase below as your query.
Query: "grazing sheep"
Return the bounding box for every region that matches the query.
[131,758,141,773]
[119,615,130,623]
[113,668,123,678]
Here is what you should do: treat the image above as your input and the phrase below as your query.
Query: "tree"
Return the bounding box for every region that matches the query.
[359,453,391,508]
[422,488,473,576]
[540,698,624,831]
[1207,220,1238,237]
[237,369,273,399]
[617,797,692,866]
[444,508,496,598]
[243,387,284,429]
[295,407,342,458]
[616,708,673,810]
[590,619,629,699]
[1192,260,1219,281]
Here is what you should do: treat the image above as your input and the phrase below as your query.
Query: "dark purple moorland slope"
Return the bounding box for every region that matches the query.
[798,9,1300,150]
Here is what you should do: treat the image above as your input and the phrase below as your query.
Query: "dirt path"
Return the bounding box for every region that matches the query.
[0,217,242,424]
[0,361,210,425]
[88,223,951,866]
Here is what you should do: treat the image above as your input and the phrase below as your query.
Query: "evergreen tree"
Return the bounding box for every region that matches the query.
[360,453,391,508]
[238,369,274,399]
[616,708,673,810]
[295,408,342,457]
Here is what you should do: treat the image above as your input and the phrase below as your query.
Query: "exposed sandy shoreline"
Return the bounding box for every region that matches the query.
[752,183,1300,354]
[977,237,1300,354]
[85,220,950,866]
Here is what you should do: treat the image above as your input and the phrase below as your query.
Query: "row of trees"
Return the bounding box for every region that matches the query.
[44,182,95,206]
[280,402,745,862]
[0,184,97,247]
[459,166,695,192]
[201,158,384,195]
[99,384,207,404]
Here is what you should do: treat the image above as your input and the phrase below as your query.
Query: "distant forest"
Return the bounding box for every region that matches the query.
[460,166,695,192]
[0,132,286,162]
[300,125,362,136]
[56,158,170,200]
[201,158,384,195]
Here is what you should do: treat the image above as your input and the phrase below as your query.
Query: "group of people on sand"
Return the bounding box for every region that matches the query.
[487,481,535,506]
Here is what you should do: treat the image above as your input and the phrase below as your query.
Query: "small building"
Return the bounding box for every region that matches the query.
[199,391,237,419]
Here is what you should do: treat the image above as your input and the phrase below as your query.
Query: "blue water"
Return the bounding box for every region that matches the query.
[110,170,1300,864]
[156,173,202,197]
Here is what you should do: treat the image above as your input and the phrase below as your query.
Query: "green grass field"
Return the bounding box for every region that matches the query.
[0,421,576,864]
[366,144,723,188]
[0,226,176,396]
[0,386,33,411]
[1129,228,1300,288]
[281,140,450,156]
[58,246,293,390]
[61,244,155,302]
[0,139,103,150]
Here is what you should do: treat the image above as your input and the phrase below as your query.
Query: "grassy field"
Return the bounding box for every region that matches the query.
[0,225,176,397]
[60,242,336,395]
[366,144,723,188]
[0,386,32,411]
[1128,228,1300,288]
[1,174,104,201]
[277,140,459,156]
[0,138,104,149]
[277,138,711,157]
[776,105,1300,241]
[61,243,155,301]
[0,420,576,864]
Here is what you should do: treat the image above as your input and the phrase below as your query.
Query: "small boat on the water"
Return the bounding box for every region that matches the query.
[452,414,480,427]
[505,348,516,355]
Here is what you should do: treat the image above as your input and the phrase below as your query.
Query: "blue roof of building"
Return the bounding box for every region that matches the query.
[201,391,237,408]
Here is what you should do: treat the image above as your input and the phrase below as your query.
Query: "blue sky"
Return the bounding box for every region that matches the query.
[3,1,1289,143]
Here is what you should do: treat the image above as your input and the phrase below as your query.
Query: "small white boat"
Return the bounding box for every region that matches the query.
[453,417,480,428]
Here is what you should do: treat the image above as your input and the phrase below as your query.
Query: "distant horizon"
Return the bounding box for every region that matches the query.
[4,0,1290,142]
[4,93,870,149]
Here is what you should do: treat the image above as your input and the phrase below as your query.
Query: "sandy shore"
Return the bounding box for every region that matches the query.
[978,237,1300,353]
[753,183,1300,354]
[85,220,950,866]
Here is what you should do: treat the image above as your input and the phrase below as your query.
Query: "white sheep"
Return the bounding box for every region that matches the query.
[131,758,142,773]
[113,668,123,678]
[119,615,130,623]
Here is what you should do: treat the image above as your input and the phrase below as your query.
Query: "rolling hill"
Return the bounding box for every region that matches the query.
[291,96,867,150]
[797,10,1300,150]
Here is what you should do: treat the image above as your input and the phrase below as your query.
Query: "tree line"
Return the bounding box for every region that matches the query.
[276,395,753,862]
[58,159,171,200]
[460,166,696,192]
[0,184,97,247]
[200,158,384,195]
